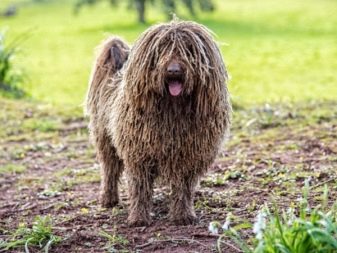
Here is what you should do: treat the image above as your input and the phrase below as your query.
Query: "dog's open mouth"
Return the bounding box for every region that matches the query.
[165,60,184,97]
[168,79,183,96]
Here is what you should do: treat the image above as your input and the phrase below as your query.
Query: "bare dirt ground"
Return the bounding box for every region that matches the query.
[0,99,336,252]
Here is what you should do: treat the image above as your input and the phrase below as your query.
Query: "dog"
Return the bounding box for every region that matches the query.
[85,20,231,226]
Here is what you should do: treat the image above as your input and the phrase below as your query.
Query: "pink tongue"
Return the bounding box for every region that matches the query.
[168,81,182,96]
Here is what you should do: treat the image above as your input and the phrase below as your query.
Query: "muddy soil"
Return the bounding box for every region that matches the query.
[0,100,336,252]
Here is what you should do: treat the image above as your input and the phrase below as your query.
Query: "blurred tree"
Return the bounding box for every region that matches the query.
[74,0,215,23]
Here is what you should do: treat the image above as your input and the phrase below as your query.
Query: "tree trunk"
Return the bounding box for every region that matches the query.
[135,0,146,23]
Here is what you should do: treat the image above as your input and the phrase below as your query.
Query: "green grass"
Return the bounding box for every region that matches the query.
[100,229,129,252]
[214,184,337,253]
[0,0,336,105]
[22,118,60,132]
[0,163,26,174]
[0,29,27,98]
[0,215,61,252]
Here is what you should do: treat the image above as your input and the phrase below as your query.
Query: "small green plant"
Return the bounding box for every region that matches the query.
[100,227,129,252]
[0,163,26,175]
[0,30,27,98]
[0,215,61,252]
[22,118,58,132]
[212,182,337,253]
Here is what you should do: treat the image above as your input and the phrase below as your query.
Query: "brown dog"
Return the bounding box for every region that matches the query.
[85,21,231,226]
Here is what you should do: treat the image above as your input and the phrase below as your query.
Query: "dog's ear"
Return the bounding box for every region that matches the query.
[109,46,129,71]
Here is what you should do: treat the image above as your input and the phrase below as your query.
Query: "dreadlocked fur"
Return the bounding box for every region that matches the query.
[85,21,231,226]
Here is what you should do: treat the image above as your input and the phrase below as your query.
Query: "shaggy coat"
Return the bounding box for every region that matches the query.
[85,21,231,226]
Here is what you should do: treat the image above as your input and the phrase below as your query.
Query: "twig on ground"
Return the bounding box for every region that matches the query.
[311,177,337,189]
[192,233,242,252]
[18,203,37,212]
[58,123,87,133]
[135,237,208,249]
[218,239,243,252]
[192,233,219,238]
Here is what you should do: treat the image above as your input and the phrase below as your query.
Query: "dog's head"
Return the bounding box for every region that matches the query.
[123,21,228,107]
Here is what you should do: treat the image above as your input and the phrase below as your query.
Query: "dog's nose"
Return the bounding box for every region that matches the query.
[167,61,182,75]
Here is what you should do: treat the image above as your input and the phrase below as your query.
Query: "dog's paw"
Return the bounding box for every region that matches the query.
[127,214,152,227]
[100,194,118,208]
[170,213,198,225]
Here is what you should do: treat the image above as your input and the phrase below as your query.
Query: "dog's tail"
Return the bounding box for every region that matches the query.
[85,36,129,116]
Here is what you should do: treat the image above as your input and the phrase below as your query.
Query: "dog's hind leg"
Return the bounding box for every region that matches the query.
[169,174,199,225]
[96,131,124,208]
[86,38,129,208]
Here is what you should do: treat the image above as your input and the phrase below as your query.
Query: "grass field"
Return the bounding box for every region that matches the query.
[1,0,336,106]
[1,1,337,252]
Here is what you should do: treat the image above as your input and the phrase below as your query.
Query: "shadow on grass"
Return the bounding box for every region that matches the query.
[78,21,149,35]
[78,15,335,40]
[198,17,335,38]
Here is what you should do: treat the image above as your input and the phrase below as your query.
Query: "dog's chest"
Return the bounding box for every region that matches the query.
[131,109,208,156]
[112,99,222,169]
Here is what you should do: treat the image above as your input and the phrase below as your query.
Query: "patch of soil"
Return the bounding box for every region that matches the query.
[0,100,336,252]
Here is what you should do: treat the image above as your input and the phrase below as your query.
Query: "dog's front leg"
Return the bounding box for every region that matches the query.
[127,170,155,226]
[169,174,199,225]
